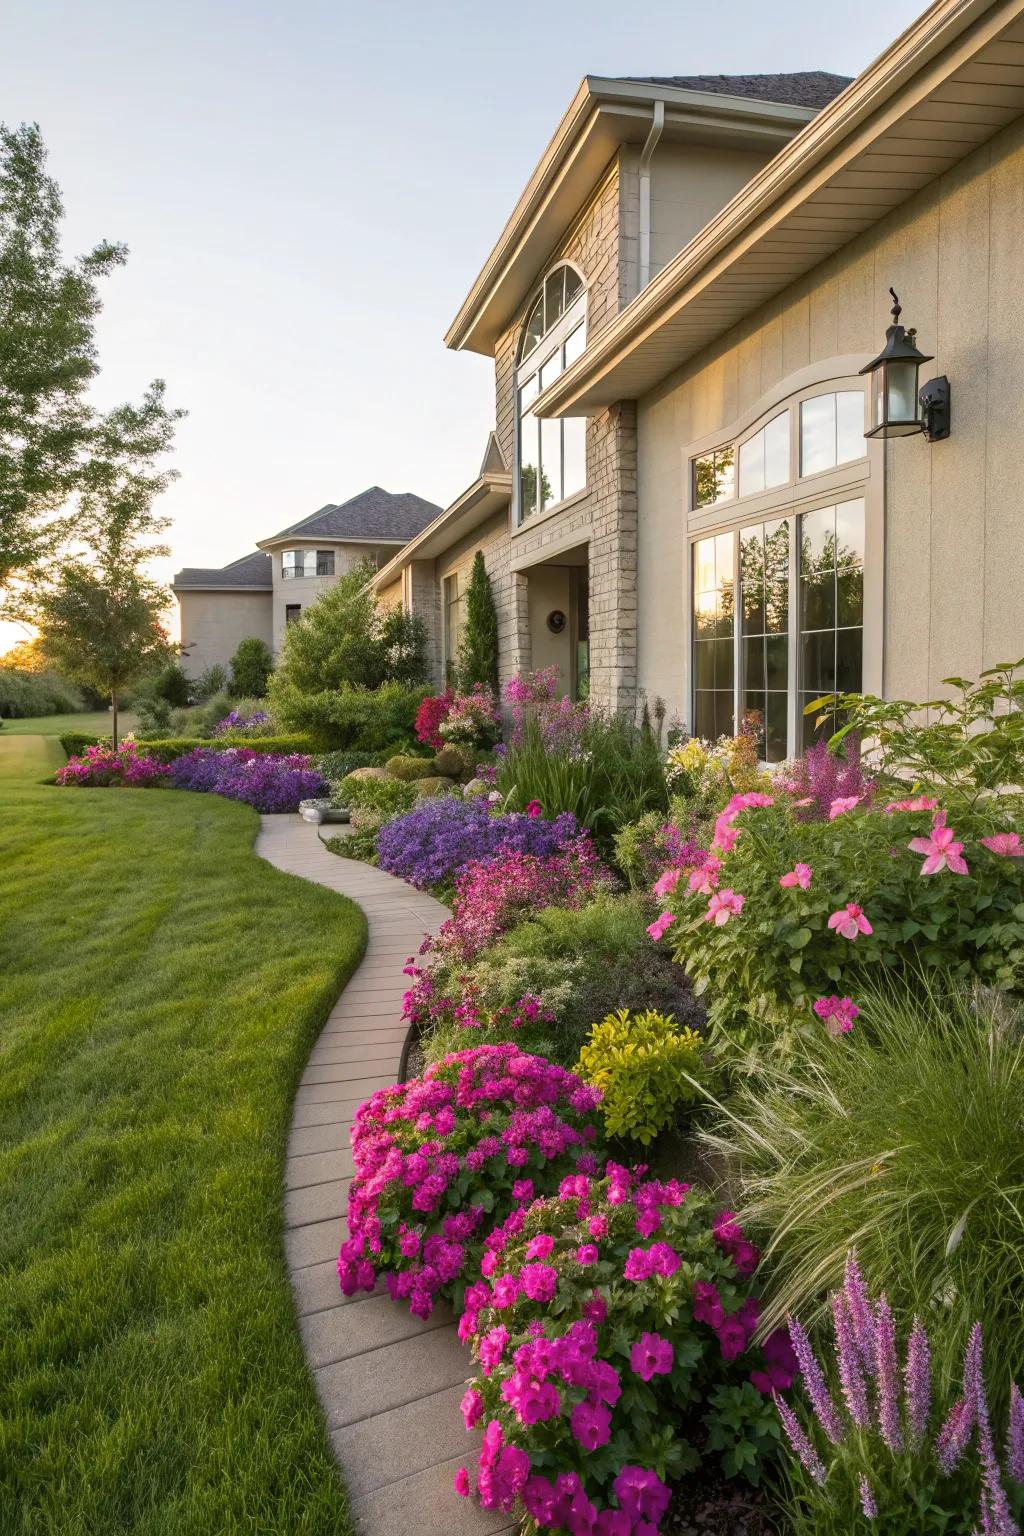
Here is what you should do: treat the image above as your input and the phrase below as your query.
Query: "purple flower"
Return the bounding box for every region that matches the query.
[570,1399,611,1451]
[858,1475,878,1520]
[774,1392,827,1486]
[905,1316,931,1445]
[965,1324,1017,1536]
[1008,1383,1024,1485]
[874,1294,904,1454]
[375,796,582,889]
[831,1291,870,1428]
[787,1316,844,1445]
[935,1397,975,1477]
[843,1252,877,1376]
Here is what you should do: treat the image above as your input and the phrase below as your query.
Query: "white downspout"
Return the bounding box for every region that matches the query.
[638,99,665,293]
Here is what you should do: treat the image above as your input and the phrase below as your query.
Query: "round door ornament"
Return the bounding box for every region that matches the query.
[546,609,567,634]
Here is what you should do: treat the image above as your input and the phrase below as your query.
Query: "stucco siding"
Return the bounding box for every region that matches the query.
[178,591,273,679]
[636,111,1024,727]
[270,542,395,654]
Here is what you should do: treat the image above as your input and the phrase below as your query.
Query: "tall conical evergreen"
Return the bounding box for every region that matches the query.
[457,550,499,693]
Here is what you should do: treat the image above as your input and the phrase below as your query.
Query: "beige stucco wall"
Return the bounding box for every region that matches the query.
[647,142,779,285]
[177,590,273,679]
[636,111,1024,726]
[269,542,399,654]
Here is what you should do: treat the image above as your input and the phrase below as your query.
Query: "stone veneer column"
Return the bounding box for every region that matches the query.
[402,561,442,689]
[587,401,638,716]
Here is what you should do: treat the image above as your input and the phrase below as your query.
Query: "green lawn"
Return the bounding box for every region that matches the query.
[0,735,365,1535]
[0,709,137,738]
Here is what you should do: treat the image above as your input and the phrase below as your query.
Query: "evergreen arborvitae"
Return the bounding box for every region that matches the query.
[457,550,499,693]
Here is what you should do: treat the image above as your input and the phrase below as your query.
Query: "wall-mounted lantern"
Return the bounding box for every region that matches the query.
[860,289,950,442]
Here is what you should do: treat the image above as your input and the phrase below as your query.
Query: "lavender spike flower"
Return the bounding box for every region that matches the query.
[788,1315,845,1445]
[1008,1384,1024,1486]
[774,1392,827,1486]
[874,1294,904,1454]
[905,1316,932,1445]
[843,1252,877,1376]
[936,1397,975,1477]
[858,1475,878,1520]
[832,1291,870,1428]
[966,1325,1019,1536]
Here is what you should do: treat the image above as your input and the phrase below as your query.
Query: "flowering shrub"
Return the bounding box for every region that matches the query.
[438,685,500,749]
[777,1254,1024,1536]
[375,796,581,890]
[168,747,327,812]
[455,1170,792,1526]
[505,666,588,753]
[577,1008,707,1145]
[613,810,708,891]
[657,794,1024,1041]
[775,734,874,822]
[214,708,270,736]
[665,729,770,812]
[415,689,454,749]
[336,1045,602,1318]
[56,741,171,788]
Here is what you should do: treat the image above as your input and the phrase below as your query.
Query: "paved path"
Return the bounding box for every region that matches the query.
[256,816,515,1536]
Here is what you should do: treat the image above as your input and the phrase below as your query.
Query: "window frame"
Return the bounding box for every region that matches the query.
[513,262,588,529]
[281,547,337,580]
[284,603,302,625]
[442,571,463,682]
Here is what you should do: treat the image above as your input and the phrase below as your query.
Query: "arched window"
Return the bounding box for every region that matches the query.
[515,264,587,523]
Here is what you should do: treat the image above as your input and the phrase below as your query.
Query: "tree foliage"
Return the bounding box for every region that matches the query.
[457,550,499,693]
[229,636,273,699]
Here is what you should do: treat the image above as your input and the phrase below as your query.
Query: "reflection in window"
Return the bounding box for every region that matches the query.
[800,392,864,476]
[444,573,463,682]
[516,264,587,523]
[285,603,301,625]
[692,531,735,741]
[799,498,865,747]
[740,518,790,761]
[738,411,790,497]
[693,446,735,508]
[282,548,335,579]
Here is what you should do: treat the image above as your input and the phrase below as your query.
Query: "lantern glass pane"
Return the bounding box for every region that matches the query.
[886,359,919,424]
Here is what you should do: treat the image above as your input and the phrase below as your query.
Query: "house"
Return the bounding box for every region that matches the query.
[173,486,441,678]
[373,0,1024,762]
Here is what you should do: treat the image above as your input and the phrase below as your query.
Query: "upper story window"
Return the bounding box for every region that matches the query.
[282,549,335,579]
[516,264,587,524]
[691,390,866,513]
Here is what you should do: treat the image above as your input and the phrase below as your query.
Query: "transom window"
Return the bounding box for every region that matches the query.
[691,389,865,511]
[516,264,587,524]
[282,548,335,579]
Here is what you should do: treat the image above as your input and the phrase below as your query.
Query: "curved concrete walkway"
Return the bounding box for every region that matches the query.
[256,815,515,1536]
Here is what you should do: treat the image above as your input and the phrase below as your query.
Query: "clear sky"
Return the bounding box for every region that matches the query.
[2,0,922,651]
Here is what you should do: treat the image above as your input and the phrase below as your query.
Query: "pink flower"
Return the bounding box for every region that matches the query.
[779,862,812,890]
[813,995,860,1036]
[652,867,681,898]
[706,888,744,926]
[576,1244,599,1265]
[525,800,542,818]
[461,1387,484,1428]
[646,910,675,942]
[525,1234,554,1260]
[980,832,1024,858]
[630,1332,674,1381]
[829,795,861,819]
[884,794,938,813]
[570,1399,611,1451]
[827,902,873,940]
[454,1466,470,1497]
[909,814,969,876]
[688,855,720,894]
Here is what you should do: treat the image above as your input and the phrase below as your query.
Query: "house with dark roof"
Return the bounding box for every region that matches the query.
[172,486,440,677]
[372,5,1024,750]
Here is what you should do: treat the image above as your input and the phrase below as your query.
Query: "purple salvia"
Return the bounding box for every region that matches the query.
[787,1316,845,1445]
[874,1294,904,1453]
[966,1325,1019,1536]
[905,1316,932,1444]
[831,1291,870,1428]
[935,1397,975,1477]
[1008,1384,1024,1486]
[858,1475,878,1520]
[843,1252,877,1376]
[774,1392,827,1486]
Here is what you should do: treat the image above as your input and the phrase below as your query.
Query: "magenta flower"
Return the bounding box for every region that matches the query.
[612,1465,671,1525]
[454,1466,470,1497]
[630,1332,674,1382]
[706,888,745,926]
[779,862,813,889]
[905,1316,931,1444]
[909,812,969,876]
[525,799,542,818]
[827,902,873,940]
[693,1280,724,1329]
[652,866,681,898]
[576,1244,599,1265]
[461,1386,484,1428]
[874,1294,903,1454]
[570,1399,611,1451]
[831,1292,870,1427]
[525,1234,554,1260]
[829,795,861,819]
[646,910,675,942]
[813,995,859,1036]
[981,832,1024,858]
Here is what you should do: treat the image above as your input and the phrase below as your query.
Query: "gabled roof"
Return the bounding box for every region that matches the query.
[172,550,273,592]
[620,73,853,110]
[260,486,442,546]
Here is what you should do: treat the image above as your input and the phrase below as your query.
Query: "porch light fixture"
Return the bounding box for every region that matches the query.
[860,289,950,442]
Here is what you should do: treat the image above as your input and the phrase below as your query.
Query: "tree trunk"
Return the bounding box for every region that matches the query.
[112,690,119,750]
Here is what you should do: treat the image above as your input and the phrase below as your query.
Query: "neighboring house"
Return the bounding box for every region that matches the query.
[173,486,440,678]
[374,0,1024,760]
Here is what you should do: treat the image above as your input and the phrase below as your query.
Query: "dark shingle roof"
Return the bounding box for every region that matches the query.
[265,486,442,545]
[172,550,273,591]
[620,72,853,110]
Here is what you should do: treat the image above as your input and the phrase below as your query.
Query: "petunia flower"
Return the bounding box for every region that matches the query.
[705,888,744,925]
[629,1332,674,1382]
[779,862,813,890]
[884,794,938,813]
[909,815,969,875]
[646,910,675,942]
[827,902,873,940]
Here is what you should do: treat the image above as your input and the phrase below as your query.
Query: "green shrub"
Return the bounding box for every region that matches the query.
[411,776,456,798]
[134,695,174,738]
[59,731,101,758]
[578,1007,707,1145]
[339,775,417,817]
[317,749,381,786]
[192,663,229,701]
[229,636,273,698]
[270,679,427,752]
[384,753,437,781]
[0,667,82,718]
[456,550,498,693]
[703,976,1024,1413]
[148,661,191,707]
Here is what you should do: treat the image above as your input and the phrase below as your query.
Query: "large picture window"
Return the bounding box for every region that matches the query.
[692,532,735,741]
[443,573,464,681]
[516,264,587,524]
[798,499,865,748]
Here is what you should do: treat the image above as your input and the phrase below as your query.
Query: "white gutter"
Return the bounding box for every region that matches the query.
[638,100,665,291]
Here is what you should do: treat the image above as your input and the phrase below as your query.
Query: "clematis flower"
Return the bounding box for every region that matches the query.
[827,902,873,940]
[646,910,675,942]
[828,795,861,819]
[909,814,969,875]
[706,888,744,925]
[779,862,813,890]
[652,866,681,898]
[980,832,1024,858]
[630,1332,674,1381]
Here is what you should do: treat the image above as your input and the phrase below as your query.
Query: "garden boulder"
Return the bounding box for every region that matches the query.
[384,754,438,781]
[412,776,457,798]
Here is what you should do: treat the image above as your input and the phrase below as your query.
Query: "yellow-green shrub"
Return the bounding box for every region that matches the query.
[578,1008,706,1145]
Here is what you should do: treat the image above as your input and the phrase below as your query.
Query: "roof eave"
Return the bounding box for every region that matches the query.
[370,474,513,591]
[256,533,412,552]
